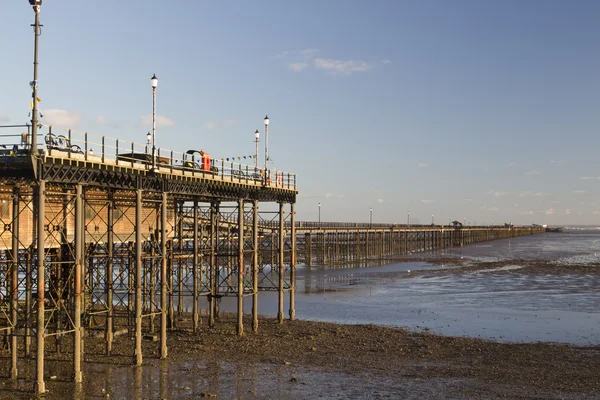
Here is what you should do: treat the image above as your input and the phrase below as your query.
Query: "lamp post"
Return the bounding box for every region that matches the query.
[407,211,410,227]
[370,208,373,228]
[29,0,43,156]
[264,115,269,182]
[432,214,434,225]
[151,74,158,172]
[254,129,259,169]
[318,202,321,226]
[146,132,151,154]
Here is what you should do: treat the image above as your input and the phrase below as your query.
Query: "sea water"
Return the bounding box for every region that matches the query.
[220,230,600,345]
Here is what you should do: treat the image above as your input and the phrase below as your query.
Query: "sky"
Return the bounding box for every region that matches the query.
[2,0,600,226]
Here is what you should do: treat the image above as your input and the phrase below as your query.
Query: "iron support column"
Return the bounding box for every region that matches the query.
[277,202,284,324]
[134,189,143,365]
[35,180,45,395]
[193,200,199,332]
[289,203,296,320]
[10,187,20,379]
[74,184,83,383]
[237,199,244,335]
[160,191,168,358]
[106,192,114,355]
[252,200,258,332]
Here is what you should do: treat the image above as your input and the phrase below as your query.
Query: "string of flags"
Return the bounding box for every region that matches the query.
[216,155,275,166]
[219,154,256,162]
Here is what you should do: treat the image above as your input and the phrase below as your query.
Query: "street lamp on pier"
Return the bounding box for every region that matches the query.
[151,74,158,172]
[29,0,43,156]
[407,211,410,227]
[370,208,373,228]
[432,214,434,225]
[318,203,321,226]
[254,129,259,169]
[264,115,269,182]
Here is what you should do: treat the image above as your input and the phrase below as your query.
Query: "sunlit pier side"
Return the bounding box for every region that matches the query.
[0,124,544,392]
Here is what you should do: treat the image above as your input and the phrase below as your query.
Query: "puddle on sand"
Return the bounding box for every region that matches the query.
[0,358,479,400]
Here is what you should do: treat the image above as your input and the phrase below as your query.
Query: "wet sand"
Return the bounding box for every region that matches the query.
[1,257,599,399]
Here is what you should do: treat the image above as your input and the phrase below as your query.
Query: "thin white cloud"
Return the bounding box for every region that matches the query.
[551,200,561,204]
[95,116,106,124]
[223,120,239,126]
[579,177,599,180]
[573,190,587,194]
[549,160,564,164]
[421,199,435,204]
[377,198,384,204]
[288,62,308,72]
[565,209,572,215]
[487,190,509,197]
[416,162,428,168]
[464,198,473,202]
[519,191,546,197]
[325,193,333,198]
[381,59,392,64]
[43,109,81,127]
[506,161,517,167]
[525,170,540,176]
[487,207,500,211]
[594,211,600,215]
[141,114,175,127]
[545,208,555,215]
[313,58,372,76]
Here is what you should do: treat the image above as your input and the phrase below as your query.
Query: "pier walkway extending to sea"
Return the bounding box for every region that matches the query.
[0,124,543,393]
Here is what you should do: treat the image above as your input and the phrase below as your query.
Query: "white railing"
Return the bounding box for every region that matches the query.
[0,124,296,190]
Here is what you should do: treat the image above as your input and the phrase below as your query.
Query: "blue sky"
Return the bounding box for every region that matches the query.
[2,0,600,225]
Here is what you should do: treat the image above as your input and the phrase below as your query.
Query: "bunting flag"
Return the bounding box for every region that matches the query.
[218,154,256,162]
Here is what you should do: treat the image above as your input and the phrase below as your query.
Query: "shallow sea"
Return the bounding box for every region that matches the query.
[221,230,600,345]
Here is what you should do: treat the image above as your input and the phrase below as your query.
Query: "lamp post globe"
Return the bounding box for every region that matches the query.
[151,74,158,171]
[264,115,269,183]
[254,129,260,169]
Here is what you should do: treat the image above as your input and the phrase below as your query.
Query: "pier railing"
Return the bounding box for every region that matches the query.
[0,124,297,190]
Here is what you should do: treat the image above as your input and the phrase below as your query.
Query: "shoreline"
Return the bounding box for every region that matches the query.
[1,314,599,399]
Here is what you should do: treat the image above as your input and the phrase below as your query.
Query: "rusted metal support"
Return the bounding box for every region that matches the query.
[74,184,83,383]
[236,199,244,336]
[289,203,296,321]
[35,180,46,395]
[160,191,168,359]
[134,189,143,365]
[209,202,217,328]
[10,187,19,379]
[278,202,284,324]
[25,250,32,356]
[193,200,199,332]
[106,192,114,355]
[252,200,259,332]
[177,202,183,319]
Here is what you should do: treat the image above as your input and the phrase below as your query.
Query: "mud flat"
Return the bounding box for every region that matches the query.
[0,314,599,399]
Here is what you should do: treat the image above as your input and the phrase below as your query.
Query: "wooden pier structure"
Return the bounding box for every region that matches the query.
[0,125,544,393]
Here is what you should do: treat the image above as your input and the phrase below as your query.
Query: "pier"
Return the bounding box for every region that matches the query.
[0,125,544,393]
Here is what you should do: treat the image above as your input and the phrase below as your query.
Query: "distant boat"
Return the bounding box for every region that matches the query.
[545,227,563,233]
